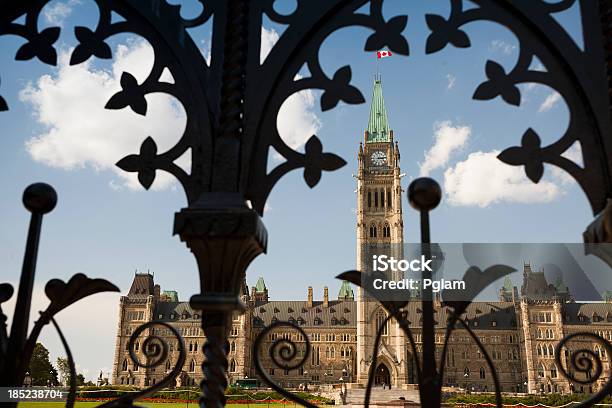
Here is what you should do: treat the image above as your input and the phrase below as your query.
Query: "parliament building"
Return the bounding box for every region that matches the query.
[112,77,612,395]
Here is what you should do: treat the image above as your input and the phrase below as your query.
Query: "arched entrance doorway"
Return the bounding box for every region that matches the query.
[374,363,391,387]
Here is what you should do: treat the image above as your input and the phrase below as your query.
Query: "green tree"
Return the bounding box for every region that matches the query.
[29,343,54,386]
[50,366,59,386]
[76,373,86,386]
[56,357,70,386]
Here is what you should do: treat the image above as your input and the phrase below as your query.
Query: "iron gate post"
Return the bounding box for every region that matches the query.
[174,196,267,408]
[408,177,442,406]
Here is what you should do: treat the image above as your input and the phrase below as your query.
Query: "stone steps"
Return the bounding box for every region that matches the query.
[343,387,420,405]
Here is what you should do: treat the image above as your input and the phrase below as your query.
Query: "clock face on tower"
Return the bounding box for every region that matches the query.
[370,150,387,166]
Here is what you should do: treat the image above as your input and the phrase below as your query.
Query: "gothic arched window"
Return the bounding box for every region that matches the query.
[230,359,236,372]
[387,190,392,208]
[380,190,385,207]
[538,363,545,378]
[551,364,558,378]
[374,190,378,207]
[479,367,486,379]
[376,310,388,336]
[189,359,195,372]
[230,341,236,353]
[122,359,128,371]
[367,191,372,207]
[166,360,171,370]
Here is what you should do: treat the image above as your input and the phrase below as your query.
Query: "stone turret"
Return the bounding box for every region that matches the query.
[307,286,313,307]
[323,286,329,307]
[252,276,268,303]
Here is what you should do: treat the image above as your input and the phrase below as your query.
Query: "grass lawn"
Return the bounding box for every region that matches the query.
[18,403,297,408]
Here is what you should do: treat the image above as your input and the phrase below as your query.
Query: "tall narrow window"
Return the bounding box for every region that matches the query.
[374,190,378,207]
[387,190,392,208]
[230,359,236,372]
[368,191,371,207]
[380,190,385,207]
[122,359,128,371]
[479,367,486,379]
[376,310,388,336]
[189,359,195,372]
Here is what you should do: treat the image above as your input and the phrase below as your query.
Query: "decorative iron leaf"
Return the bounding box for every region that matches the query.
[442,265,516,316]
[105,72,147,115]
[44,273,119,316]
[425,14,470,54]
[498,128,544,182]
[525,161,544,183]
[497,147,524,166]
[116,137,158,190]
[303,136,347,188]
[336,270,408,314]
[138,169,156,190]
[364,15,409,55]
[140,136,158,158]
[473,60,521,106]
[70,26,112,65]
[116,154,143,172]
[15,27,60,65]
[320,66,365,111]
[521,127,541,149]
[0,283,14,304]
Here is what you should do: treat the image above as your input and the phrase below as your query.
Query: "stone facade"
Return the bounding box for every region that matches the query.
[111,270,612,394]
[111,77,612,395]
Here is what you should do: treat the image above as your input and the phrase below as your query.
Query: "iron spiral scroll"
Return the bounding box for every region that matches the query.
[253,321,316,408]
[98,321,186,408]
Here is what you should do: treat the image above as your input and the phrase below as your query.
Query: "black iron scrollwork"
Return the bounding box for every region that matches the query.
[99,321,186,408]
[554,332,612,407]
[423,0,612,215]
[253,321,315,408]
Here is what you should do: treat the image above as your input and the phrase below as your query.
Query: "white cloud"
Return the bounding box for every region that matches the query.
[20,40,187,191]
[446,74,456,90]
[489,39,517,55]
[419,121,470,176]
[539,91,562,112]
[43,0,80,26]
[261,27,279,64]
[260,28,320,155]
[444,150,562,207]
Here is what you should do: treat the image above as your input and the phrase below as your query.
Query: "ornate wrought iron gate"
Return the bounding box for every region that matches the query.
[1,1,612,407]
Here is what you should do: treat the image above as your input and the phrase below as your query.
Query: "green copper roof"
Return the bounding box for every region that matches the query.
[502,276,513,292]
[255,276,267,293]
[162,290,178,302]
[555,275,567,293]
[366,76,390,143]
[338,281,354,299]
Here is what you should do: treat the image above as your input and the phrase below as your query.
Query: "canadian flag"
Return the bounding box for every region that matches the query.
[377,50,392,59]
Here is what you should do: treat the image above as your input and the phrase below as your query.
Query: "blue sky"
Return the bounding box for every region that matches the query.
[0,0,595,380]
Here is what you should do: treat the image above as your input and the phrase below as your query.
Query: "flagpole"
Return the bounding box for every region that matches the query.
[376,52,379,80]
